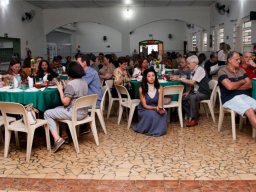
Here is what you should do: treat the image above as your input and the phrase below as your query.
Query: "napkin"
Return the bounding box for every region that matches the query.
[62,66,66,73]
[13,77,18,88]
[43,74,48,81]
[27,76,34,89]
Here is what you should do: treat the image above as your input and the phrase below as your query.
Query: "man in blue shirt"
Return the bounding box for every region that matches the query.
[76,53,102,108]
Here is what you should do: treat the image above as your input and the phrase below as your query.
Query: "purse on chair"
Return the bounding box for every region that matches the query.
[24,104,38,125]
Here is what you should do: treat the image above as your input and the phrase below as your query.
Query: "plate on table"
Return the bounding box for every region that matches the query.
[159,79,167,83]
[6,88,23,92]
[24,88,39,92]
[47,85,57,89]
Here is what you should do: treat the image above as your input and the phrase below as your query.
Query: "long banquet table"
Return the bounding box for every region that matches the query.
[0,87,61,112]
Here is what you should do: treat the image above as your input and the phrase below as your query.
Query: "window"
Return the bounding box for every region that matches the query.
[242,21,252,52]
[210,30,214,51]
[202,32,207,52]
[218,25,224,45]
[192,33,197,51]
[233,25,236,50]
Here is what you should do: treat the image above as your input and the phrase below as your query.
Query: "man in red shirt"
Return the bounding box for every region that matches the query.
[240,52,256,79]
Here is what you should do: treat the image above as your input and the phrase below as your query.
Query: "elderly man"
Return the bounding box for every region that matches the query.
[239,52,256,79]
[218,51,256,129]
[181,55,211,127]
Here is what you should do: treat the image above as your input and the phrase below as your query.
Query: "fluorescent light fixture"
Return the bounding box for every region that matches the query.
[124,0,132,5]
[123,8,133,20]
[0,0,9,8]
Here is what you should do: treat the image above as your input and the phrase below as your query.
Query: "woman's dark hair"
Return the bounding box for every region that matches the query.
[38,60,53,73]
[141,68,160,96]
[138,57,148,69]
[118,56,128,65]
[7,58,22,73]
[198,53,206,64]
[105,54,113,63]
[67,61,85,78]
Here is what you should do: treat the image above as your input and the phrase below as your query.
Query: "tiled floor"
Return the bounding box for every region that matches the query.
[0,112,256,191]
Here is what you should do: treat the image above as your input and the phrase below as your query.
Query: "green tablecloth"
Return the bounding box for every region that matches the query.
[130,80,183,100]
[0,88,61,112]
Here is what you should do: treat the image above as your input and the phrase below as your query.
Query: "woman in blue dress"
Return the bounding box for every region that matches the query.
[133,68,168,136]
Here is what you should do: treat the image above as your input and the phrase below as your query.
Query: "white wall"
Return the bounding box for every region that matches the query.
[210,0,256,52]
[46,31,72,57]
[0,0,46,60]
[73,22,122,54]
[43,6,210,55]
[130,20,186,53]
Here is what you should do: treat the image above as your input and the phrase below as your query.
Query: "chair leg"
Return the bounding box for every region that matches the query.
[202,104,209,118]
[4,130,12,158]
[127,105,136,129]
[96,110,107,134]
[107,99,113,119]
[218,109,224,132]
[178,107,183,128]
[231,112,236,141]
[68,124,80,154]
[208,103,216,123]
[252,128,256,138]
[26,129,35,162]
[14,131,19,148]
[44,124,51,151]
[90,121,99,146]
[239,116,244,130]
[117,105,124,125]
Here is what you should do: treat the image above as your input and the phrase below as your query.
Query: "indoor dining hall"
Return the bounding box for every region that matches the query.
[1,0,256,191]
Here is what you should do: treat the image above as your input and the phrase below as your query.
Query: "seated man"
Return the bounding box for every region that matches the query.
[181,55,211,127]
[239,51,256,79]
[204,52,219,80]
[218,51,256,129]
[76,53,102,108]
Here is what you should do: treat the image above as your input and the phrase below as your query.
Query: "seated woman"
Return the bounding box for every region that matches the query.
[6,57,27,82]
[133,68,168,136]
[37,60,59,81]
[113,56,132,97]
[99,54,116,82]
[132,58,148,78]
[44,61,89,153]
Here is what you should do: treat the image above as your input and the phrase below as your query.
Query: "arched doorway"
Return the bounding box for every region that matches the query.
[139,40,163,56]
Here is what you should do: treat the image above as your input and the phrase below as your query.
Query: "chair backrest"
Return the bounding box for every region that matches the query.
[163,85,184,105]
[0,102,30,131]
[208,79,218,104]
[115,85,131,105]
[72,94,98,121]
[100,85,108,113]
[105,79,114,99]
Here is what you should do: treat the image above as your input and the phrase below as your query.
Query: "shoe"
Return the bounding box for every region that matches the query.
[186,120,198,127]
[80,128,91,135]
[53,137,65,153]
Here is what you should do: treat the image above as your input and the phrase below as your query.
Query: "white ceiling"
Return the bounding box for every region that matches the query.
[25,0,217,9]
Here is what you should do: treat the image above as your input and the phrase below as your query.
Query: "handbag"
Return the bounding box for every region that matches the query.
[24,104,38,125]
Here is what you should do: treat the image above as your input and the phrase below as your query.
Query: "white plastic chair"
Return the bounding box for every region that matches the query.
[217,87,250,140]
[200,79,218,123]
[57,94,99,154]
[105,80,120,119]
[0,102,51,162]
[115,85,140,129]
[0,116,17,144]
[163,85,184,128]
[89,86,107,134]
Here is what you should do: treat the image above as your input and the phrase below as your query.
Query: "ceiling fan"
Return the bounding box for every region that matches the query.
[215,2,229,15]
